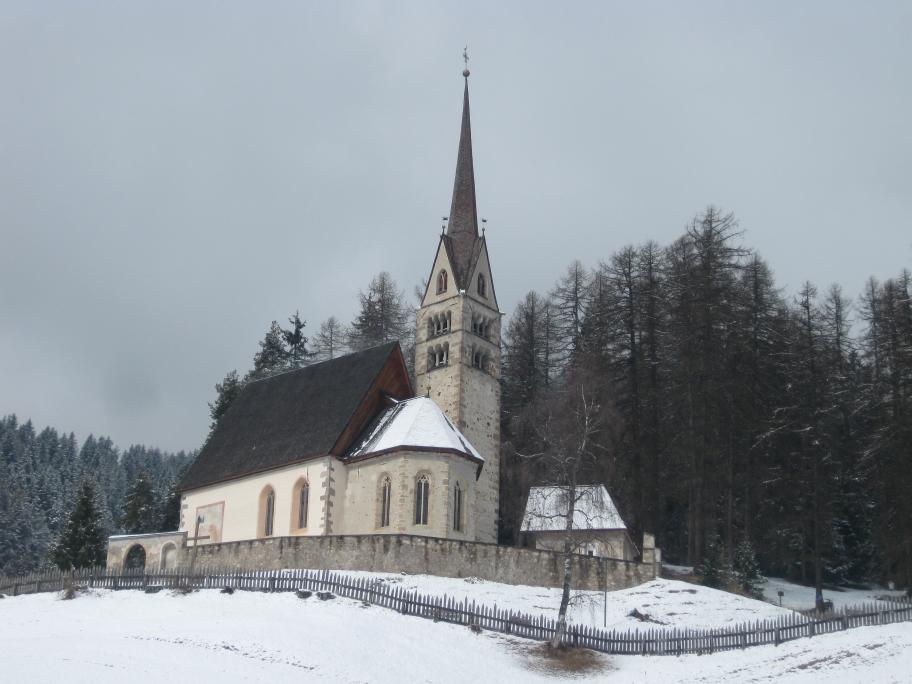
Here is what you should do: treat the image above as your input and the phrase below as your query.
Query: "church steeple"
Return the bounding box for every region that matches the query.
[415,55,502,544]
[446,67,479,288]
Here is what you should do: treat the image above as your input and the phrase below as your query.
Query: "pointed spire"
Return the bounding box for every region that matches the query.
[447,67,479,286]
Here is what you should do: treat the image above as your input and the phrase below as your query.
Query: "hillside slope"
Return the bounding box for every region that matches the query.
[1,588,909,683]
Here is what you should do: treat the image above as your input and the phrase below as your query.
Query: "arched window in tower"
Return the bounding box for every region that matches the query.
[427,343,449,371]
[429,311,451,337]
[453,482,464,532]
[471,346,487,372]
[379,476,392,528]
[260,486,276,537]
[477,273,486,298]
[414,475,430,525]
[471,314,489,339]
[436,269,448,294]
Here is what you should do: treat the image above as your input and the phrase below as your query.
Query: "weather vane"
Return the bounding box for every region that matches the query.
[463,46,470,77]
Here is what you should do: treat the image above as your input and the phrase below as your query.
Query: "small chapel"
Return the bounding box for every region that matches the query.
[106,65,503,571]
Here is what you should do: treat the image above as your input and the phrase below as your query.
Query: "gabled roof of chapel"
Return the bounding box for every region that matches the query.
[520,485,628,533]
[180,342,412,492]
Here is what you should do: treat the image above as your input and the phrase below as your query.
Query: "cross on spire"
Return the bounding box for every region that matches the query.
[462,46,470,78]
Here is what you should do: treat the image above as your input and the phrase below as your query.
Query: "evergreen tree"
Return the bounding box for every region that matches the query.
[698,536,729,589]
[283,311,312,368]
[51,480,107,570]
[208,370,243,430]
[120,471,159,534]
[248,321,291,380]
[732,540,764,599]
[158,480,182,531]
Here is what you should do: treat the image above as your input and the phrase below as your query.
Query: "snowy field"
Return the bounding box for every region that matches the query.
[663,564,908,612]
[329,571,796,630]
[761,576,907,612]
[1,588,910,683]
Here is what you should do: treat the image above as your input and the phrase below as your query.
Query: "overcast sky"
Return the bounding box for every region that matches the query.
[1,1,910,453]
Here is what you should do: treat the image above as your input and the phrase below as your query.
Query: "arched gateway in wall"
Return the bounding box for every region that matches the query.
[106,531,187,572]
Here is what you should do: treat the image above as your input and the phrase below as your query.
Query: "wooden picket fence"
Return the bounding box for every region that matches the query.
[1,566,910,656]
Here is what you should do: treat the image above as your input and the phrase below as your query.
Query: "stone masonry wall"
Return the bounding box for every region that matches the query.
[180,534,659,591]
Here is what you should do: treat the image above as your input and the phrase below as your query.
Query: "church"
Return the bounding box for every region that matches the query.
[105,67,661,590]
[176,65,500,551]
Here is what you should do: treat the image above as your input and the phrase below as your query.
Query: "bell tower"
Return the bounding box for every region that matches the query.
[415,65,501,544]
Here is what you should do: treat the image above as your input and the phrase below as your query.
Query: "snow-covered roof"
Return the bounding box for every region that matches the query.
[345,397,483,463]
[520,485,627,532]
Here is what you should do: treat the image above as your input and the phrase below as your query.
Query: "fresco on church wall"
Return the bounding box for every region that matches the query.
[195,501,224,544]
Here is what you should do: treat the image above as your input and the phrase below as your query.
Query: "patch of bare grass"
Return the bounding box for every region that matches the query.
[519,641,613,678]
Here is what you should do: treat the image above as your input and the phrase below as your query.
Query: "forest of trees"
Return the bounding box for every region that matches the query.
[0,417,192,574]
[208,270,416,427]
[499,206,911,592]
[3,208,908,595]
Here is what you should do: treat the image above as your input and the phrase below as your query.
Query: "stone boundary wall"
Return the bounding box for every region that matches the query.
[181,534,659,591]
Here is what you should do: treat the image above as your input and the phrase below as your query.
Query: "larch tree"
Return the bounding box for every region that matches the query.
[313,316,345,361]
[347,271,410,351]
[515,364,616,650]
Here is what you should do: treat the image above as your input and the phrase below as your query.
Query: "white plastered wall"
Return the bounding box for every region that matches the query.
[180,460,325,544]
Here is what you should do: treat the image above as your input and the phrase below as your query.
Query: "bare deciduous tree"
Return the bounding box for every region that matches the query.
[517,367,617,650]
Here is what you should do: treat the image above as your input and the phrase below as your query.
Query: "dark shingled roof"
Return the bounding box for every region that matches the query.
[180,342,407,491]
[446,76,480,289]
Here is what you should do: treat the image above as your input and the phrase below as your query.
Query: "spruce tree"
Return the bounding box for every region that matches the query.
[51,480,107,570]
[248,321,291,379]
[283,311,312,368]
[208,370,243,430]
[121,471,158,534]
[732,540,764,599]
[158,481,182,531]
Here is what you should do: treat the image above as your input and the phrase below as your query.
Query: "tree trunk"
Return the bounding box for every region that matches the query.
[550,482,577,651]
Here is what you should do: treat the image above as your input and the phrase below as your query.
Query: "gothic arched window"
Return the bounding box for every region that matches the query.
[453,482,464,532]
[477,273,486,298]
[414,475,430,525]
[297,481,309,529]
[437,269,448,294]
[260,486,276,537]
[379,476,392,528]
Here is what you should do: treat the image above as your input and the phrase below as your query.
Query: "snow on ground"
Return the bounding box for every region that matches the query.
[762,576,908,612]
[329,571,796,631]
[663,563,908,613]
[1,588,910,683]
